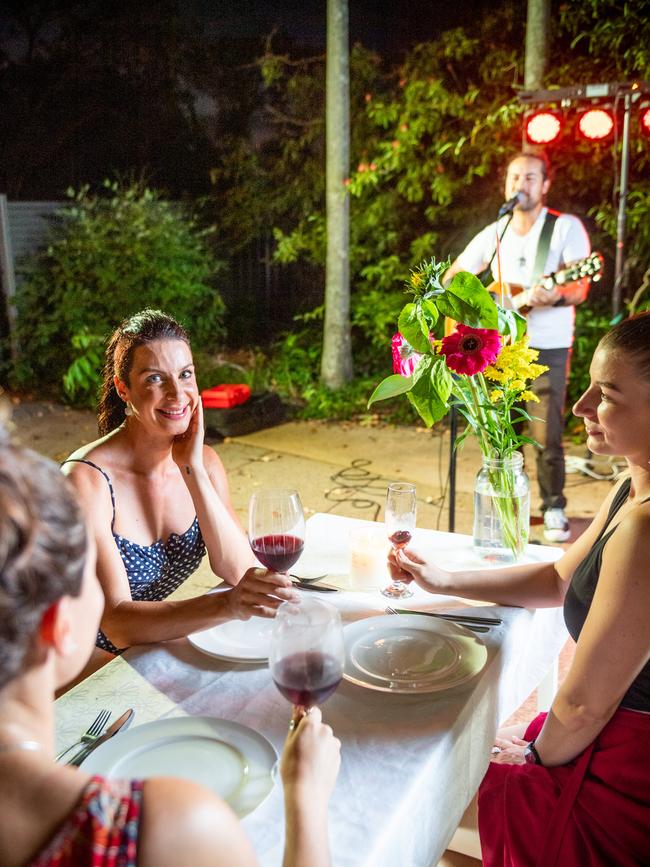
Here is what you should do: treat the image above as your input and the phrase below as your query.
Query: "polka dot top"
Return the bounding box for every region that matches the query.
[62,458,206,654]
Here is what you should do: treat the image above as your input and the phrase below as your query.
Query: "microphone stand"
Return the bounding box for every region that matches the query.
[481,211,514,290]
[446,211,514,534]
[448,400,458,532]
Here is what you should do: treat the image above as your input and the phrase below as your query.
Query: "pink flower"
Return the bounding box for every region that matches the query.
[439,325,502,375]
[391,333,421,376]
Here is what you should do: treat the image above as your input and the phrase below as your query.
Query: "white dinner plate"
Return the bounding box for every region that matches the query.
[81,716,277,817]
[343,614,488,694]
[188,618,274,662]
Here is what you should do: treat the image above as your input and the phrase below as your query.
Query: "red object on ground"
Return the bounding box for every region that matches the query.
[201,384,251,409]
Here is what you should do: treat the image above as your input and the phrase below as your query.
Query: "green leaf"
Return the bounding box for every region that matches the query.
[367,374,413,407]
[497,307,527,342]
[398,304,431,353]
[441,272,498,329]
[406,373,448,427]
[411,353,432,386]
[430,355,453,405]
[403,355,449,427]
[421,298,440,324]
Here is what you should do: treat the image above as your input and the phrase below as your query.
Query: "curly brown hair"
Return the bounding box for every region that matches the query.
[97,309,190,436]
[0,439,87,689]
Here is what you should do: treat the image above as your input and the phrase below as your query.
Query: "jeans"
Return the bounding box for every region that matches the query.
[526,347,571,512]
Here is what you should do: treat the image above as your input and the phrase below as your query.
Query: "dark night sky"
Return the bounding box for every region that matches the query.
[197,0,497,54]
[0,1,501,61]
[0,0,506,200]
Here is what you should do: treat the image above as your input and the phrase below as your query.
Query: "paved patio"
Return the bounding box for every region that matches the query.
[10,400,617,542]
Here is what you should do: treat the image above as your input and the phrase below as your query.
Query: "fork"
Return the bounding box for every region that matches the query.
[289,573,328,583]
[385,606,490,633]
[55,709,111,762]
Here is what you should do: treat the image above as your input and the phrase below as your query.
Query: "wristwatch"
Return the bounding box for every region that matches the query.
[524,738,543,766]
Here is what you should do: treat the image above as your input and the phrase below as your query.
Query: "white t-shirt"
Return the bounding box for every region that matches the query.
[455,208,591,349]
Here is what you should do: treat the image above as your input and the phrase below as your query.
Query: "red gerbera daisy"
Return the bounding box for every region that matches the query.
[439,325,502,375]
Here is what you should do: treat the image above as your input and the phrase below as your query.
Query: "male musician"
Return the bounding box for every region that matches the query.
[444,152,591,542]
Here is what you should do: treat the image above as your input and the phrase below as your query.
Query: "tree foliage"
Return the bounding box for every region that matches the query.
[12,180,225,404]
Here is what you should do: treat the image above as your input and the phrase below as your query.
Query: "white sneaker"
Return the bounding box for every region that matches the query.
[543,508,570,543]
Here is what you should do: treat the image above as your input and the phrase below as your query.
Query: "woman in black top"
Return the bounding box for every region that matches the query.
[389,312,650,865]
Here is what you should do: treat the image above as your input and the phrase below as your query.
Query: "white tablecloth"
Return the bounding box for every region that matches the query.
[56,513,567,867]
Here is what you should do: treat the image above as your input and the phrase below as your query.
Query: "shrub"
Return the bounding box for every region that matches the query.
[12,180,225,405]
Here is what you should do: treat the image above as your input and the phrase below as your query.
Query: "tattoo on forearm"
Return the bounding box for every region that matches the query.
[185,466,191,475]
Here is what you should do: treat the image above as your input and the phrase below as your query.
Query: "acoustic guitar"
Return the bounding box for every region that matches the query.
[490,252,604,314]
[444,252,604,336]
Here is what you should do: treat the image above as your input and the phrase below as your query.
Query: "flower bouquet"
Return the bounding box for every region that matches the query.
[369,259,547,561]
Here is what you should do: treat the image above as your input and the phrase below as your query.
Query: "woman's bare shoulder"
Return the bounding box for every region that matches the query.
[202,443,229,478]
[202,442,225,466]
[138,777,257,867]
[611,497,650,555]
[62,430,125,475]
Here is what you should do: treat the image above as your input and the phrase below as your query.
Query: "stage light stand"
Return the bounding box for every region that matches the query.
[518,80,649,317]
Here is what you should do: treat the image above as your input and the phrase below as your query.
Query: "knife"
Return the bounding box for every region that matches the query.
[393,608,501,625]
[291,579,339,593]
[69,708,135,766]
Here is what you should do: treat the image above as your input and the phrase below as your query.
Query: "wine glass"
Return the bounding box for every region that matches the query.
[270,597,344,726]
[248,489,306,574]
[382,481,417,599]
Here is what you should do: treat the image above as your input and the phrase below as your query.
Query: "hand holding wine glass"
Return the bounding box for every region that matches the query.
[249,489,306,573]
[270,597,344,729]
[382,481,417,599]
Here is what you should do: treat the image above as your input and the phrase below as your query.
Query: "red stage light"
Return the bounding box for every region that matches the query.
[577,108,614,141]
[525,111,562,145]
[640,105,650,137]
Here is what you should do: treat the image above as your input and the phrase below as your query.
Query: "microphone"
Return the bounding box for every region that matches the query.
[498,191,524,218]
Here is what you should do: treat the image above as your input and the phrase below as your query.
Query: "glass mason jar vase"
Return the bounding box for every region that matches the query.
[473,452,530,563]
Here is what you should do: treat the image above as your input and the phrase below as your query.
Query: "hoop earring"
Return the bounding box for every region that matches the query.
[124,402,133,417]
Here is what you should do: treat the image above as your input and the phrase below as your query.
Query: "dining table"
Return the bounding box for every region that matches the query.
[55,512,568,867]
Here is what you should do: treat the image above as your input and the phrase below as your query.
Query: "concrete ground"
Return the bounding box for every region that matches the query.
[8,399,619,541]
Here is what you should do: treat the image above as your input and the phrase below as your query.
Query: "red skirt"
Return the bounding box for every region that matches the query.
[478,707,650,867]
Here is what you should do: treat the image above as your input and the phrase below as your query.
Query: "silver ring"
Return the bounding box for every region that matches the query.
[491,746,501,754]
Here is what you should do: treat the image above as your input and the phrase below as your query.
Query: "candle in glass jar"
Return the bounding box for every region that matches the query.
[348,526,390,590]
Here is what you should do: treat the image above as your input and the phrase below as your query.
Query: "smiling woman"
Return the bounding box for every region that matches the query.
[62,309,298,658]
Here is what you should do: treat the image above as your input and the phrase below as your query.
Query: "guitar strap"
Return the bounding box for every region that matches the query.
[530,208,560,286]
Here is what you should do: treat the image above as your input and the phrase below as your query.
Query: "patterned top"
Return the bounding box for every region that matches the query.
[62,459,206,654]
[30,776,143,867]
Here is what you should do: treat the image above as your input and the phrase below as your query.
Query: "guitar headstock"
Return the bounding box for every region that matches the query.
[555,252,604,285]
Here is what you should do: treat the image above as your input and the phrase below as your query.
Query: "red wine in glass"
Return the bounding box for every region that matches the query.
[389,529,412,549]
[383,482,417,599]
[270,598,345,721]
[249,489,306,573]
[272,650,342,707]
[251,534,305,573]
